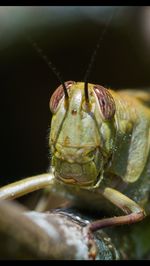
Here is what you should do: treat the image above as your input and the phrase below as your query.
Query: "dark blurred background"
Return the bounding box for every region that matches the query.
[0,6,150,186]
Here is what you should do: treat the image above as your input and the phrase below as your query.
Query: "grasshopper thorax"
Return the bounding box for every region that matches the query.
[49,81,116,189]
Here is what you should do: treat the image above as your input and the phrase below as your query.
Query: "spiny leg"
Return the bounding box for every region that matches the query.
[83,187,146,258]
[88,187,145,232]
[0,173,55,200]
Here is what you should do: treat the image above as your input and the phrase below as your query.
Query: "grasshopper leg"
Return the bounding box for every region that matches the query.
[83,187,146,258]
[89,187,146,232]
[0,173,55,200]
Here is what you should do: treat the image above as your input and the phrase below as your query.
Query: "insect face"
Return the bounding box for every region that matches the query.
[49,81,116,188]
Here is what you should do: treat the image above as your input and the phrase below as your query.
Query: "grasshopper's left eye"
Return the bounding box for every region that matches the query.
[93,85,116,120]
[50,81,74,113]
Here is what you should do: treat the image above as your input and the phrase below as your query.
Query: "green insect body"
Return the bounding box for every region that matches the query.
[0,80,150,257]
[49,81,150,214]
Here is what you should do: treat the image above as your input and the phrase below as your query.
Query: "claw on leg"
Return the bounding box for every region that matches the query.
[83,225,97,260]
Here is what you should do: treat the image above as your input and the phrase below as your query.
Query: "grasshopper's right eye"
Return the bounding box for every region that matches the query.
[49,81,74,113]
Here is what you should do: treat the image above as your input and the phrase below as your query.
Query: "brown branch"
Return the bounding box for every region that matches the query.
[0,199,150,260]
[0,200,120,260]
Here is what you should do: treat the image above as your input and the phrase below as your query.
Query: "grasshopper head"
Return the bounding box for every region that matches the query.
[49,81,116,189]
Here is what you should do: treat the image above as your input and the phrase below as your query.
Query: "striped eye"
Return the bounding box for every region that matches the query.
[49,81,74,113]
[93,85,116,120]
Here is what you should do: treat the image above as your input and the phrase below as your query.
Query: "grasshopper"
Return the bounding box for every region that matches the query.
[0,81,149,232]
[0,11,150,258]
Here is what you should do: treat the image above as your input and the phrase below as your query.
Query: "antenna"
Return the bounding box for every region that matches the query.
[84,7,118,102]
[26,35,68,100]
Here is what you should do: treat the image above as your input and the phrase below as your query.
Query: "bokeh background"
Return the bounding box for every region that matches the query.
[0,6,150,186]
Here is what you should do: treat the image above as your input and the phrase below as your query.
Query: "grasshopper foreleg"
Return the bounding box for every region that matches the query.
[0,173,55,200]
[83,187,145,258]
[88,187,146,232]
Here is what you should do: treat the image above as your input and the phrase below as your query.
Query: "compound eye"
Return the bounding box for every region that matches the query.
[49,81,74,113]
[93,85,116,120]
